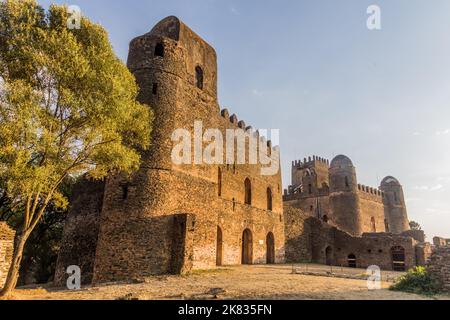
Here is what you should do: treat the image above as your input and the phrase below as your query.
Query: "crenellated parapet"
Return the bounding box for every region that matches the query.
[219,107,278,152]
[292,155,329,168]
[357,184,385,200]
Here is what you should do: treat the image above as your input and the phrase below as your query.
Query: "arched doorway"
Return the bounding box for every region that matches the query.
[391,246,405,271]
[216,226,223,266]
[348,254,357,268]
[325,246,333,265]
[241,229,253,264]
[266,232,275,264]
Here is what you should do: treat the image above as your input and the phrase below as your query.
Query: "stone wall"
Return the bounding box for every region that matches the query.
[54,178,105,286]
[0,222,15,289]
[433,236,450,247]
[357,188,386,233]
[415,242,433,266]
[428,247,450,292]
[284,204,418,271]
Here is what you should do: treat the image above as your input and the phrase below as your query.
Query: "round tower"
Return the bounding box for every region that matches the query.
[329,155,362,236]
[380,176,410,234]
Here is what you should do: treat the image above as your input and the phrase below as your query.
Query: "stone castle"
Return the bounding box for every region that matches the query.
[284,155,409,236]
[283,155,431,271]
[0,16,438,288]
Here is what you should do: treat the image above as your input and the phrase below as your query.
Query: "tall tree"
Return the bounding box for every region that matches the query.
[0,0,153,296]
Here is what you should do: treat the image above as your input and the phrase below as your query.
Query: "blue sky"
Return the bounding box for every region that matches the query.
[39,0,450,239]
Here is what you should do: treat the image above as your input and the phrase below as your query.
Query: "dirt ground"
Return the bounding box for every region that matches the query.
[6,264,450,300]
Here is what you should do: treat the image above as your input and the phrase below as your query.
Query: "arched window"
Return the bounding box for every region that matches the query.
[308,184,312,194]
[345,176,349,187]
[244,178,252,205]
[371,217,376,232]
[154,43,164,57]
[218,168,222,197]
[121,184,128,200]
[266,187,273,211]
[384,219,390,232]
[195,66,204,89]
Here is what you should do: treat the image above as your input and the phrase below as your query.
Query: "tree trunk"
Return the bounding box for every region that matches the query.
[0,232,29,297]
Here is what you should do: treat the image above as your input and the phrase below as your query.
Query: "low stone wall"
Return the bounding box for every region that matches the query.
[0,222,15,289]
[428,247,450,292]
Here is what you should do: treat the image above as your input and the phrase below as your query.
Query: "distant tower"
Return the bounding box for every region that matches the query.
[380,176,410,234]
[329,155,361,236]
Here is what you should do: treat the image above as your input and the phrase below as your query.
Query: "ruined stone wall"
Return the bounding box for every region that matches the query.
[0,222,15,289]
[428,247,450,292]
[283,195,331,222]
[54,179,105,286]
[402,230,425,243]
[284,205,417,270]
[90,16,285,284]
[283,205,312,262]
[415,242,433,266]
[433,236,450,247]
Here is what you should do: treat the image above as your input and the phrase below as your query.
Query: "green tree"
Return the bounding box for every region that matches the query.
[0,0,152,296]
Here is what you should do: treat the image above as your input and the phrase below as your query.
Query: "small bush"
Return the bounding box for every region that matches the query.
[390,266,441,295]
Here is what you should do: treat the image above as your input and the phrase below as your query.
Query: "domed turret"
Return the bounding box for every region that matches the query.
[328,155,361,236]
[380,176,409,233]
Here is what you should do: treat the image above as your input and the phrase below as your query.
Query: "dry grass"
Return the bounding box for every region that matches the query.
[5,264,450,300]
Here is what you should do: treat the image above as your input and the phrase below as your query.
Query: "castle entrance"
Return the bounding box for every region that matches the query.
[266,232,275,264]
[325,246,333,265]
[391,246,406,271]
[242,229,253,264]
[216,226,223,266]
[347,254,357,268]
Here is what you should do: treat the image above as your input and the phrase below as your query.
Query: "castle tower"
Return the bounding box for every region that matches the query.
[380,176,410,234]
[328,155,362,236]
[85,16,285,284]
[91,16,221,283]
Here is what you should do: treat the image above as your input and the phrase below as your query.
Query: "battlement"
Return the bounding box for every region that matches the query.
[292,156,329,168]
[357,184,385,198]
[220,108,279,151]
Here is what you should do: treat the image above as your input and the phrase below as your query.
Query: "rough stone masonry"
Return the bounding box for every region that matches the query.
[0,222,15,289]
[52,16,434,286]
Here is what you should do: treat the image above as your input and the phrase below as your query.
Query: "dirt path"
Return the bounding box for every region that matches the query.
[7,264,450,300]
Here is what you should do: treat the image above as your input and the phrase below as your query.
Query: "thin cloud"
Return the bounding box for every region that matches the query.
[252,89,263,97]
[436,129,450,136]
[230,6,240,15]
